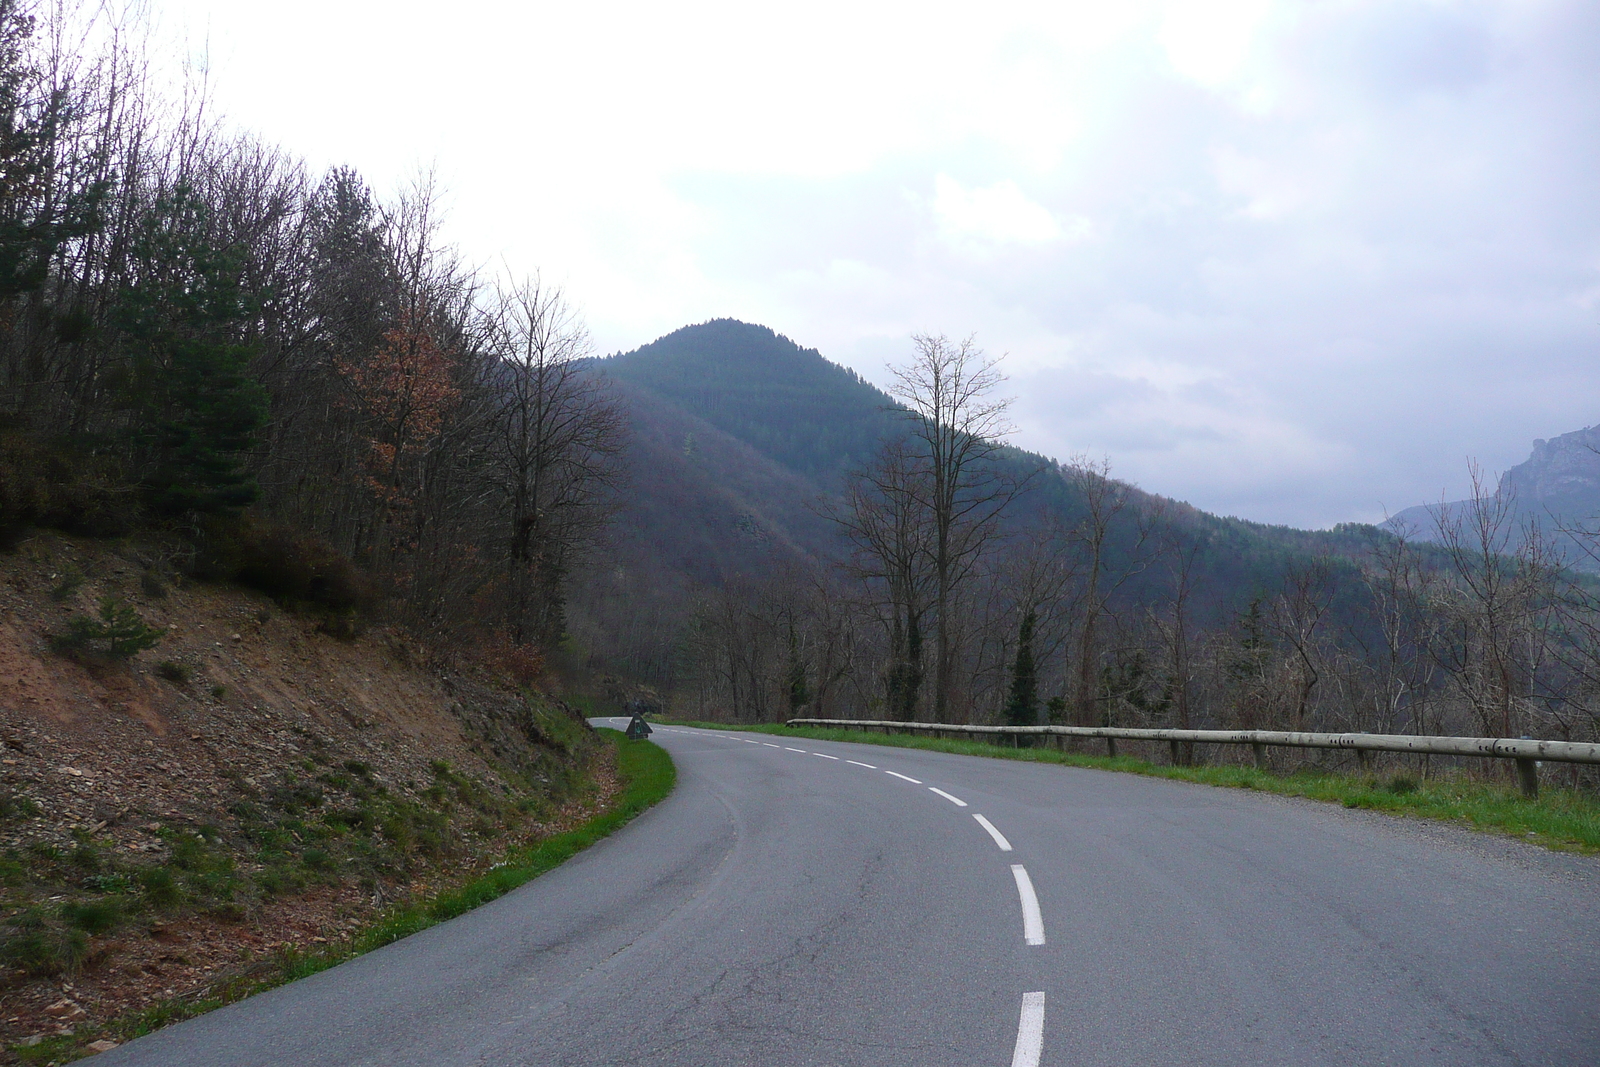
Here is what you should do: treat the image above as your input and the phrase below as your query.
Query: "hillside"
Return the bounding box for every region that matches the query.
[598,320,894,483]
[590,320,1410,616]
[572,319,1438,723]
[0,534,610,1053]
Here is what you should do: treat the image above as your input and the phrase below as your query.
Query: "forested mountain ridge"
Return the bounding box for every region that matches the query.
[596,319,895,483]
[593,317,1411,594]
[573,319,1600,762]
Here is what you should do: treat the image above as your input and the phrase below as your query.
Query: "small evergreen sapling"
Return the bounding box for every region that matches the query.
[51,597,163,658]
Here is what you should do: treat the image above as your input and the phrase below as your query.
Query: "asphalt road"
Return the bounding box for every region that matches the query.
[100,721,1600,1066]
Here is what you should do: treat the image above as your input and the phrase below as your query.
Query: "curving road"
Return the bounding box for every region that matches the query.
[101,722,1600,1066]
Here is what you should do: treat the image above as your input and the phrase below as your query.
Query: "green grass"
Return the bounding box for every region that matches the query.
[14,731,674,1064]
[660,718,1600,855]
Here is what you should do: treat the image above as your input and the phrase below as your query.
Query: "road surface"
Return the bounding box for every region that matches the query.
[100,721,1600,1066]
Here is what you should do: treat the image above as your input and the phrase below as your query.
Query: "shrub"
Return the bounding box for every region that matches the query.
[156,660,191,683]
[482,632,546,686]
[0,790,40,821]
[2,911,88,977]
[49,563,86,601]
[196,516,376,617]
[0,427,139,543]
[61,899,121,934]
[170,833,209,871]
[255,866,291,896]
[140,570,168,598]
[69,839,103,873]
[137,866,183,909]
[1383,774,1419,796]
[267,775,325,816]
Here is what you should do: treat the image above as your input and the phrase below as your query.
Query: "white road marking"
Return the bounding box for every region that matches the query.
[784,747,806,753]
[1011,865,1046,945]
[846,760,877,769]
[762,743,781,748]
[928,787,968,807]
[1010,992,1046,1067]
[884,771,923,784]
[814,753,840,760]
[972,814,1013,851]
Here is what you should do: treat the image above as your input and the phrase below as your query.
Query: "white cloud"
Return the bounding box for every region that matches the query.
[143,0,1600,527]
[931,175,1085,248]
[1157,0,1273,88]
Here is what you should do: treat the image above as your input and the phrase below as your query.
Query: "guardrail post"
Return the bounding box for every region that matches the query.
[1515,757,1539,799]
[1356,749,1370,772]
[1106,737,1118,759]
[1169,739,1180,765]
[1251,742,1267,771]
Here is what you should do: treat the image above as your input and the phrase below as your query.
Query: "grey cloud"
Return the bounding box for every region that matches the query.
[655,1,1599,527]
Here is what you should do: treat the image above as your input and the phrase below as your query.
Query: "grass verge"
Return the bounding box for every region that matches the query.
[661,719,1600,855]
[16,730,674,1065]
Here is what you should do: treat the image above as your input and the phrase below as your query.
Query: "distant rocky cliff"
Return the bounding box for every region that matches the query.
[1385,424,1600,567]
[1499,426,1600,512]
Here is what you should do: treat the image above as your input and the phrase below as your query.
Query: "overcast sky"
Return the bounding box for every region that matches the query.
[154,0,1599,528]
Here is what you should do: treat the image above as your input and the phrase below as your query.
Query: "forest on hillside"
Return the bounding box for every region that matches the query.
[0,0,623,666]
[590,329,1600,778]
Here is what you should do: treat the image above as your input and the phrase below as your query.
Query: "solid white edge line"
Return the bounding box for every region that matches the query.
[1011,992,1046,1067]
[884,770,923,784]
[928,787,968,807]
[814,753,840,760]
[972,814,1013,851]
[1011,865,1046,945]
[846,760,877,769]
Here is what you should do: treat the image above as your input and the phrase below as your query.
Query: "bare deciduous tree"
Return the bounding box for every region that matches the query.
[888,333,1021,721]
[484,274,624,647]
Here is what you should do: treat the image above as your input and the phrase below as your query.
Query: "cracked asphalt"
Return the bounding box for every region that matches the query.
[100,723,1600,1066]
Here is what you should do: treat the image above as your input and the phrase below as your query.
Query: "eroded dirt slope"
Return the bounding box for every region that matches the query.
[0,533,607,1060]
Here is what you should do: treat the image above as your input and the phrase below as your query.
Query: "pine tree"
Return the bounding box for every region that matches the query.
[1005,609,1038,727]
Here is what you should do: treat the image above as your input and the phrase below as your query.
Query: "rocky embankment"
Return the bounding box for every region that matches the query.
[0,534,607,1060]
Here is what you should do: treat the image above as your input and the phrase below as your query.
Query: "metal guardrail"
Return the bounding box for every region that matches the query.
[784,719,1600,798]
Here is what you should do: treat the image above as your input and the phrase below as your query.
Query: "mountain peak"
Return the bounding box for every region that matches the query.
[597,319,893,480]
[1500,425,1600,507]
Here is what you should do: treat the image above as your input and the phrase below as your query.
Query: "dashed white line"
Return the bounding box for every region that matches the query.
[1011,865,1046,946]
[883,770,923,784]
[762,743,781,748]
[784,747,807,753]
[928,787,968,807]
[845,760,877,769]
[1010,992,1046,1067]
[813,753,840,760]
[972,814,1013,851]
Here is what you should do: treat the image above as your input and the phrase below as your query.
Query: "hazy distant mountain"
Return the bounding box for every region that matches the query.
[1384,424,1600,569]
